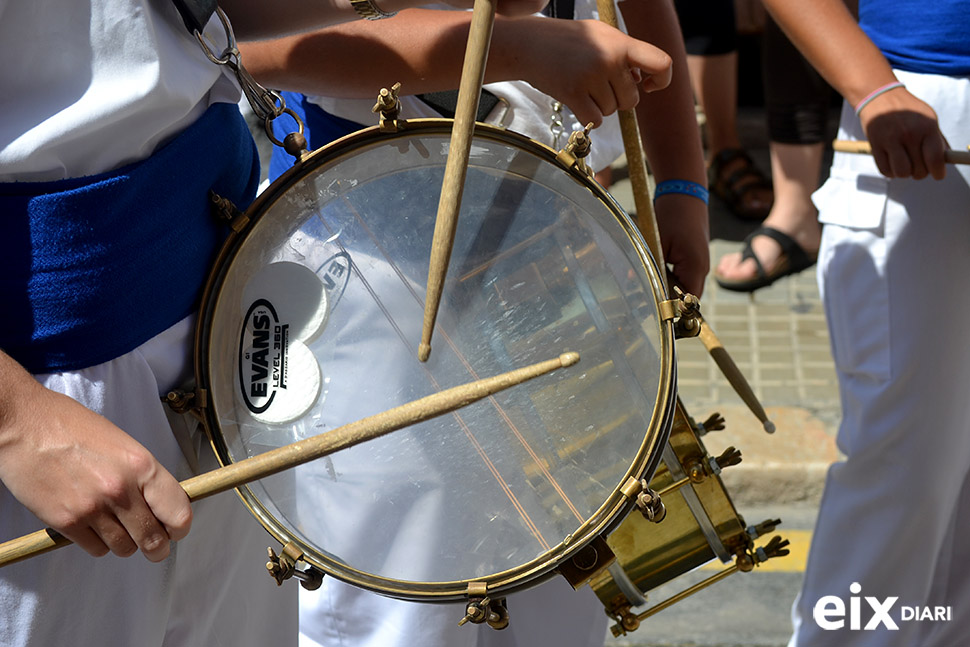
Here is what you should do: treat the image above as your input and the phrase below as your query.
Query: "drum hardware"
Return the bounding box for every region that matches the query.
[266,543,324,591]
[586,384,789,637]
[194,6,308,163]
[555,122,595,176]
[458,595,510,629]
[609,535,791,636]
[664,288,702,339]
[209,191,252,233]
[832,140,970,165]
[697,411,726,435]
[634,486,666,523]
[0,353,578,567]
[653,446,741,499]
[164,388,206,418]
[549,100,566,149]
[373,82,404,133]
[558,534,618,590]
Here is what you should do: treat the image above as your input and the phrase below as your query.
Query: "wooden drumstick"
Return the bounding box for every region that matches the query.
[595,0,667,294]
[0,351,580,568]
[833,139,970,165]
[697,316,775,434]
[419,0,497,362]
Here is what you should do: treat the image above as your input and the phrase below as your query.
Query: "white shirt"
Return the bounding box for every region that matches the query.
[0,0,240,182]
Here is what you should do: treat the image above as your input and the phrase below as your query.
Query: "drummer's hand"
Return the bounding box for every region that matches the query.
[654,193,710,298]
[0,358,192,562]
[442,0,549,17]
[508,18,672,128]
[858,87,947,180]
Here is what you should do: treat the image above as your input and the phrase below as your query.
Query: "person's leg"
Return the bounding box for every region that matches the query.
[687,51,741,158]
[714,141,822,283]
[715,15,829,290]
[675,0,772,220]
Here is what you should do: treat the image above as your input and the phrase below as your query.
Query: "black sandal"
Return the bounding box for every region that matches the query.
[708,148,773,221]
[715,226,817,292]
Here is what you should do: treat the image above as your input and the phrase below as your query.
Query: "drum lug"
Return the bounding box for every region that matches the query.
[746,518,782,540]
[373,82,405,132]
[458,594,510,631]
[697,411,726,436]
[635,484,666,523]
[265,543,324,591]
[660,287,702,338]
[209,191,250,232]
[163,388,207,417]
[558,534,616,589]
[555,123,594,175]
[619,477,666,523]
[685,447,741,483]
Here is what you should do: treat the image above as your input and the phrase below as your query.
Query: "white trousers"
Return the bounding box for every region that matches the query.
[0,317,297,646]
[300,575,609,647]
[790,70,970,646]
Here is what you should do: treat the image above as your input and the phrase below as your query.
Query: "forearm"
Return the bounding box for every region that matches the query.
[223,0,415,41]
[240,12,629,102]
[223,0,547,43]
[241,10,475,98]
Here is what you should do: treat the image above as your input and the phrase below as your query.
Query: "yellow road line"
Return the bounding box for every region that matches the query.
[699,529,812,573]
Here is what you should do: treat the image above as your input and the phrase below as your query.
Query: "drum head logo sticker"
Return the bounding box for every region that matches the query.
[238,260,339,424]
[239,298,287,415]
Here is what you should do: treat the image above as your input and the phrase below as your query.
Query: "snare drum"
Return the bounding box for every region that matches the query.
[192,119,677,604]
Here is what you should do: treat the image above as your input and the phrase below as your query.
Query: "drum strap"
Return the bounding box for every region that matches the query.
[0,103,259,373]
[416,89,501,122]
[542,0,575,20]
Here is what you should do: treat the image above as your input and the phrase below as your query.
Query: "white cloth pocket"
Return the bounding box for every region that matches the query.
[814,165,893,382]
[814,166,890,230]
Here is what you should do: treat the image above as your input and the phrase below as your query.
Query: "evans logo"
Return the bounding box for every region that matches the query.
[239,298,289,414]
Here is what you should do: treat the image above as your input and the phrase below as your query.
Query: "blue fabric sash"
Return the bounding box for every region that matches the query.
[0,102,260,373]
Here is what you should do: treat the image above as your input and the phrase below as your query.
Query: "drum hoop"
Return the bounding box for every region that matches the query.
[193,118,678,600]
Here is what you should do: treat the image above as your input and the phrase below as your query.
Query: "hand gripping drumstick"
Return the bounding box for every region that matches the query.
[419,0,497,362]
[595,0,667,295]
[833,140,970,165]
[0,352,580,568]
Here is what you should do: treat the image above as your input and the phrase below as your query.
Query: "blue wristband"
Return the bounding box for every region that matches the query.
[653,179,709,205]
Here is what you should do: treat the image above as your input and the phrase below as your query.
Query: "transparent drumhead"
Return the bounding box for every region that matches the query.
[202,122,673,598]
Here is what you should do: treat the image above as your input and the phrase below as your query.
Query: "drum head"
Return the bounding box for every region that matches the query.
[196,120,675,600]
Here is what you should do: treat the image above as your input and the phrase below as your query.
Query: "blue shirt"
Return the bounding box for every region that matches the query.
[859,0,970,76]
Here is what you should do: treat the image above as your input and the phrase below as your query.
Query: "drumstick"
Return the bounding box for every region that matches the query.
[0,351,580,568]
[595,0,667,294]
[419,0,496,362]
[697,316,776,434]
[833,139,970,165]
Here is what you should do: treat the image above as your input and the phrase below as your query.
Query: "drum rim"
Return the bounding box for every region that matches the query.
[192,118,678,601]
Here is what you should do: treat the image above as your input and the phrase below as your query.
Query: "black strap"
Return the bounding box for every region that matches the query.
[171,0,218,33]
[416,89,501,122]
[543,0,575,20]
